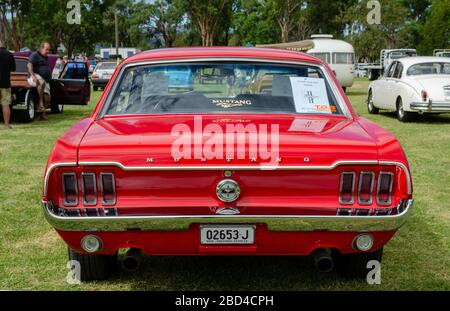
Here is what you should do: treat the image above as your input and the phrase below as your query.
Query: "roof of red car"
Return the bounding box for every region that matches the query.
[123,47,321,65]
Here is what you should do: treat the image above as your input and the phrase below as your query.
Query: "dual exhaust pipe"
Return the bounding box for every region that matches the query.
[121,248,142,272]
[311,249,335,273]
[120,247,334,273]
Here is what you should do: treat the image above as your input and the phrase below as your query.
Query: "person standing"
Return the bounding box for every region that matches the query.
[28,42,51,120]
[0,39,15,129]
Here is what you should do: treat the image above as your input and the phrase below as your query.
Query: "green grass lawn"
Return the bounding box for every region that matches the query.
[0,79,449,290]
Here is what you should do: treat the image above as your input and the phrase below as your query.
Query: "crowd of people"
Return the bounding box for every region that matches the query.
[0,41,102,129]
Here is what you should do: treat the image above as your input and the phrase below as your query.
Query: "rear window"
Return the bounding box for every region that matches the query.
[103,62,343,116]
[407,62,450,76]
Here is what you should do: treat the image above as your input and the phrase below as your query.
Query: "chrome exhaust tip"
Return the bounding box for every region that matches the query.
[121,248,142,272]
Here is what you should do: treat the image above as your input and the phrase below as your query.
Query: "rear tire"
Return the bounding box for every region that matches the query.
[337,247,383,278]
[68,248,117,282]
[16,91,36,123]
[396,97,415,122]
[367,89,379,114]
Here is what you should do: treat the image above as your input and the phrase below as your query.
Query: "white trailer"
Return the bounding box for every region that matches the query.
[257,35,356,91]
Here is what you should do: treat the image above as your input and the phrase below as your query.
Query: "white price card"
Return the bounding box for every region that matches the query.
[290,77,333,114]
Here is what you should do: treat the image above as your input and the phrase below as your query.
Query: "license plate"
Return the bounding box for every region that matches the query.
[200,225,255,245]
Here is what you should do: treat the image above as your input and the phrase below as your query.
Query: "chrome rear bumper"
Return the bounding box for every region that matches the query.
[42,199,413,233]
[410,101,450,112]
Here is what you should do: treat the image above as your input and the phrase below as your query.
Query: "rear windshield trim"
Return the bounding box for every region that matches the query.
[97,58,352,120]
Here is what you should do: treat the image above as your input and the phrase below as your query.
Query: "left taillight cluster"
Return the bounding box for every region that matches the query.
[62,172,116,206]
[339,171,394,206]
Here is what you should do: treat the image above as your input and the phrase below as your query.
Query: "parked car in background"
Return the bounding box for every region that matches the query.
[5,57,91,122]
[91,61,117,91]
[42,47,413,281]
[164,66,194,90]
[367,56,450,122]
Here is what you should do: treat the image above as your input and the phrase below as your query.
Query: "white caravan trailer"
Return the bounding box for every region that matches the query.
[257,35,356,91]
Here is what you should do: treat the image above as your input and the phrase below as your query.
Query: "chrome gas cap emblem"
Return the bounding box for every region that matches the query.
[216,179,241,203]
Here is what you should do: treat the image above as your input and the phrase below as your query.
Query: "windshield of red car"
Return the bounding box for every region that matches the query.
[104,62,343,115]
[407,62,450,76]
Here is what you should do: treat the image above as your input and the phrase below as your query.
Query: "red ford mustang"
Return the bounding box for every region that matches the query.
[42,47,413,281]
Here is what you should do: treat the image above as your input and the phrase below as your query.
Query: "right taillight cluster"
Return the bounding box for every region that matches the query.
[339,171,394,206]
[62,172,116,206]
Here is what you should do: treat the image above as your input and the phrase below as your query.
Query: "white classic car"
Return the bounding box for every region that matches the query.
[367,57,450,122]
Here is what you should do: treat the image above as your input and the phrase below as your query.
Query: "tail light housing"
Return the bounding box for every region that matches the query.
[62,173,78,206]
[61,172,116,207]
[339,170,396,208]
[101,173,116,205]
[81,173,97,205]
[358,172,374,205]
[377,172,394,205]
[339,172,355,204]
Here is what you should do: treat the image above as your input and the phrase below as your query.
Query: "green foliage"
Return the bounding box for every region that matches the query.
[417,0,450,54]
[186,0,233,46]
[1,0,447,58]
[230,0,280,46]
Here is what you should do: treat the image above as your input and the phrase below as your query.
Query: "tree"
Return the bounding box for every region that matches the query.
[343,0,410,62]
[24,0,114,56]
[0,0,31,50]
[230,0,279,46]
[267,0,305,43]
[186,0,232,46]
[418,0,450,54]
[147,0,186,47]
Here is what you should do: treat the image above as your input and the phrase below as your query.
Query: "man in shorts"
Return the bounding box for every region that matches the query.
[0,39,15,129]
[28,42,52,120]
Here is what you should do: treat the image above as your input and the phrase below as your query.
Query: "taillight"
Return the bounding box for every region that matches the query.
[339,169,397,210]
[100,173,116,205]
[358,171,374,205]
[421,90,428,102]
[377,172,394,205]
[339,172,355,204]
[62,173,78,206]
[81,173,97,205]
